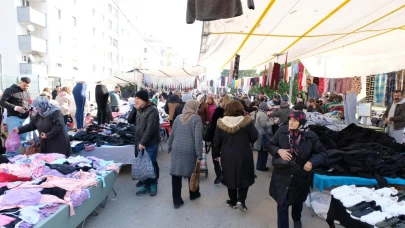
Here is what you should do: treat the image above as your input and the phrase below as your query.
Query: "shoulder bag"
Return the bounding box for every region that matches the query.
[189,159,200,192]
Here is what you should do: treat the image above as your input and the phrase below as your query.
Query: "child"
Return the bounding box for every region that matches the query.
[85,113,94,127]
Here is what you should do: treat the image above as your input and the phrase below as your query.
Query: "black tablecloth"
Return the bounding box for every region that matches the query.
[326,196,373,228]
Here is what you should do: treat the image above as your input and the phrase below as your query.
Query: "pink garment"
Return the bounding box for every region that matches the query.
[40,194,74,216]
[207,104,216,122]
[228,61,234,84]
[267,62,274,86]
[342,78,352,94]
[70,189,90,207]
[323,78,330,94]
[0,163,31,178]
[0,214,15,226]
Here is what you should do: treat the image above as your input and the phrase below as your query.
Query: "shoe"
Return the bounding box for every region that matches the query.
[256,168,269,171]
[226,200,237,209]
[375,217,402,228]
[350,205,381,220]
[214,176,224,185]
[190,192,201,201]
[136,181,143,187]
[346,201,376,213]
[294,221,302,228]
[150,185,157,197]
[174,200,184,209]
[136,186,149,196]
[237,201,248,212]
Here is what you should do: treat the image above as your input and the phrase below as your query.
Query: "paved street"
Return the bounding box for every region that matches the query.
[85,144,334,228]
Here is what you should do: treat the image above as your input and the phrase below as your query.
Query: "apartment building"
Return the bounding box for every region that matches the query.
[0,0,144,95]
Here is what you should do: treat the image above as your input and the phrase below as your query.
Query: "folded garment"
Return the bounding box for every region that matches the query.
[19,206,40,224]
[375,187,398,197]
[45,164,77,175]
[334,190,355,200]
[0,214,16,227]
[331,185,356,196]
[70,189,90,207]
[0,188,42,206]
[342,195,365,208]
[40,187,67,200]
[360,211,392,225]
[0,172,32,182]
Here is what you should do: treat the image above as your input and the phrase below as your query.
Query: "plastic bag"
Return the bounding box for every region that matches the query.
[5,131,21,152]
[131,149,156,181]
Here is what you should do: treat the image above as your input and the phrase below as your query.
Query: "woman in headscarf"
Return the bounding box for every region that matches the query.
[254,102,274,171]
[13,97,71,156]
[197,94,209,125]
[213,100,258,211]
[263,111,327,228]
[168,100,203,209]
[269,101,294,126]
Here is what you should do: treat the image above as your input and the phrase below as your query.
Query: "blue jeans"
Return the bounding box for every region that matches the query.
[6,116,29,157]
[135,143,158,186]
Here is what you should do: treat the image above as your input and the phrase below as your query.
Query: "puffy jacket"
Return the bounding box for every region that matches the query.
[383,99,405,130]
[0,84,30,119]
[135,102,160,146]
[55,91,71,116]
[164,95,182,120]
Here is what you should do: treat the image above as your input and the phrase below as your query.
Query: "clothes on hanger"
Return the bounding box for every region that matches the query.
[385,72,396,107]
[366,75,376,103]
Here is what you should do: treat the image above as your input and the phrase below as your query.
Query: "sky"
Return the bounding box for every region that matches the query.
[121,0,203,66]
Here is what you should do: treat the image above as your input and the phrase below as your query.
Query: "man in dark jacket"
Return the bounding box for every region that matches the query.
[383,90,405,144]
[0,77,31,155]
[164,89,182,127]
[52,85,60,100]
[134,90,160,197]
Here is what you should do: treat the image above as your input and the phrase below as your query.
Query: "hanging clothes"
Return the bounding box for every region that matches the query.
[228,61,234,85]
[318,78,325,96]
[385,72,396,107]
[397,69,404,91]
[344,93,357,125]
[221,76,225,86]
[247,78,251,87]
[262,66,267,87]
[335,79,343,94]
[267,62,274,86]
[279,66,284,83]
[270,63,281,90]
[298,62,304,91]
[349,76,362,95]
[186,0,243,24]
[233,54,240,80]
[374,74,386,104]
[329,78,336,94]
[341,78,352,94]
[323,78,329,94]
[313,77,319,86]
[366,75,375,103]
[283,53,288,82]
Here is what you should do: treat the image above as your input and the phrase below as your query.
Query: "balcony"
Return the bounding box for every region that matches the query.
[20,63,47,75]
[18,35,47,54]
[17,7,46,27]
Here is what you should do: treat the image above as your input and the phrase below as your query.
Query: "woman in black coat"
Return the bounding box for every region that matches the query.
[213,100,258,211]
[14,97,71,156]
[263,111,327,228]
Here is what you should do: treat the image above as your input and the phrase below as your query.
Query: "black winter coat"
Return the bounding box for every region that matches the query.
[206,106,225,142]
[0,84,30,119]
[213,116,258,189]
[127,107,137,124]
[263,126,327,205]
[135,102,160,147]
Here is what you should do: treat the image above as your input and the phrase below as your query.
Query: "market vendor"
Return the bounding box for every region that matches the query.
[383,90,405,144]
[307,98,324,114]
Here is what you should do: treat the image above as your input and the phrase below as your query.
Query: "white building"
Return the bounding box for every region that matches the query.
[0,0,144,97]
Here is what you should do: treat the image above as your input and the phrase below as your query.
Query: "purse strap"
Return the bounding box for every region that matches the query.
[193,159,200,173]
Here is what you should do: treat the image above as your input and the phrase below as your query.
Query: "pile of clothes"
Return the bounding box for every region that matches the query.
[305,112,347,132]
[331,185,405,226]
[0,153,119,227]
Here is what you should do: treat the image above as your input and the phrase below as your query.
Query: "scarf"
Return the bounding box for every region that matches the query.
[32,97,60,118]
[288,111,308,158]
[181,100,200,124]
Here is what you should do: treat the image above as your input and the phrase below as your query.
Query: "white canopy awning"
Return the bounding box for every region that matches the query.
[197,0,405,76]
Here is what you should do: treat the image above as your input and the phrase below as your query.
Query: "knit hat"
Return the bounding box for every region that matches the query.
[280,101,290,108]
[289,111,307,127]
[259,102,269,112]
[135,90,149,102]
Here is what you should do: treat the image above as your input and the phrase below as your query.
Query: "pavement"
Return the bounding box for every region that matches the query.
[84,143,336,228]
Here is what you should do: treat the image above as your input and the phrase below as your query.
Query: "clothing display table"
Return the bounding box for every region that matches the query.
[79,145,134,165]
[314,174,405,191]
[326,196,372,228]
[35,169,119,228]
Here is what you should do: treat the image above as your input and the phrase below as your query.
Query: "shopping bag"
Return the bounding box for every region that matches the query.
[189,160,200,192]
[131,149,156,181]
[5,131,21,152]
[23,140,40,155]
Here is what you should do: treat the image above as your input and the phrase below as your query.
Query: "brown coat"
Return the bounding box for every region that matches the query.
[197,103,209,125]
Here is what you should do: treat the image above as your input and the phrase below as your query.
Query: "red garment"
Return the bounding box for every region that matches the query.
[270,63,281,90]
[298,62,304,90]
[318,78,325,96]
[0,172,32,182]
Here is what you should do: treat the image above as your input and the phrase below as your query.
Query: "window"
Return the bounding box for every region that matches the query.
[57,33,62,44]
[92,8,95,16]
[108,68,112,76]
[108,4,112,13]
[92,65,96,73]
[92,28,96,36]
[72,37,77,47]
[108,20,112,29]
[108,36,112,45]
[112,39,117,47]
[144,48,147,53]
[108,52,112,62]
[113,8,118,17]
[56,8,61,19]
[72,60,78,70]
[144,58,147,64]
[72,17,76,27]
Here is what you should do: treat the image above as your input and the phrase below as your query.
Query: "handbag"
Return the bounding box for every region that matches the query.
[131,149,156,181]
[272,134,298,168]
[23,140,40,156]
[189,160,200,192]
[248,0,255,10]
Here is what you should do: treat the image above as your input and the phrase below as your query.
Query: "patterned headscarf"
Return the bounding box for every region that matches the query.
[288,111,308,158]
[32,97,60,117]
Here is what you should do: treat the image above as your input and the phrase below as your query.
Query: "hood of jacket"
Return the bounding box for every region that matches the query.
[217,116,252,134]
[167,94,182,104]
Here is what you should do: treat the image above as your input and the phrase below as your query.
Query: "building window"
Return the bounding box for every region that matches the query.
[92,28,96,36]
[72,17,76,27]
[108,4,112,13]
[56,8,61,19]
[144,58,147,64]
[108,20,112,29]
[113,8,118,17]
[112,39,118,48]
[108,68,112,76]
[72,38,77,47]
[108,36,112,45]
[108,52,112,62]
[144,48,147,53]
[72,60,78,70]
[92,8,95,16]
[92,65,96,73]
